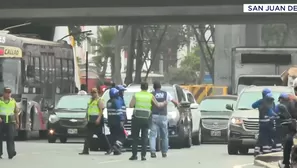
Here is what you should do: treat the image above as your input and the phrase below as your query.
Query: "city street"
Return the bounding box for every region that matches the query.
[1,139,258,168]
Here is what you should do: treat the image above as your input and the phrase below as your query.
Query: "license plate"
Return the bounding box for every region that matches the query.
[255,134,259,139]
[67,129,78,134]
[293,138,297,145]
[210,130,221,136]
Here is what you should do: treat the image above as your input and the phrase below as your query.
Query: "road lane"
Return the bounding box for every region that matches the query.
[1,139,255,168]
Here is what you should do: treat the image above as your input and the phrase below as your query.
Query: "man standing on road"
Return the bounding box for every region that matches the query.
[79,88,104,155]
[0,87,18,159]
[128,82,167,161]
[149,81,178,158]
[105,88,124,155]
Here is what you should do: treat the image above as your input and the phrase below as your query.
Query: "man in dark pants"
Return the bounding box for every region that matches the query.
[0,87,18,159]
[79,88,104,155]
[105,88,124,155]
[128,82,167,161]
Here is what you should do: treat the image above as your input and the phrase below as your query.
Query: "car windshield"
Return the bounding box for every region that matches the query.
[55,95,91,110]
[102,91,135,106]
[236,91,292,110]
[200,99,236,112]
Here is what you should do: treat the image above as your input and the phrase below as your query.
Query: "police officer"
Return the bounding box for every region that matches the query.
[149,81,178,158]
[128,82,167,161]
[106,88,124,155]
[0,87,18,159]
[79,88,104,155]
[252,91,275,156]
[116,85,127,123]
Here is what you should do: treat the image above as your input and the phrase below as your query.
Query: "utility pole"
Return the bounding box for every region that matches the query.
[125,25,137,85]
[113,25,122,85]
[134,26,144,83]
[85,51,89,92]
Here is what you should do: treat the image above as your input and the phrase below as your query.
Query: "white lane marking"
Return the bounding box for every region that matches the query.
[97,160,123,164]
[233,163,254,168]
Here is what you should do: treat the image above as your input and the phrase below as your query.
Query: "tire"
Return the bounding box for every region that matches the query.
[227,141,238,155]
[48,136,56,143]
[184,126,192,148]
[39,130,47,139]
[18,130,29,141]
[59,137,67,143]
[170,125,186,149]
[192,125,201,145]
[239,147,249,155]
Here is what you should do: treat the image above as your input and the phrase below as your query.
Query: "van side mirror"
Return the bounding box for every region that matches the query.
[26,65,35,77]
[226,104,234,111]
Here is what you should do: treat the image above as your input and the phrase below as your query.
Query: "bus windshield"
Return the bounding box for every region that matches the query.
[0,58,21,94]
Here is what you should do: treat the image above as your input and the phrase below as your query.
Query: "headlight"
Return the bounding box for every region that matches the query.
[168,111,178,119]
[230,117,243,125]
[49,114,59,123]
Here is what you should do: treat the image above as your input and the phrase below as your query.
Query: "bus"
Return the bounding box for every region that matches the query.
[0,32,76,140]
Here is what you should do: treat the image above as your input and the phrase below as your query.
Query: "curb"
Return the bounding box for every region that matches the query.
[254,160,278,168]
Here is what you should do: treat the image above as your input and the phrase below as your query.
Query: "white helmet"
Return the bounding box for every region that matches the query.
[293,78,297,88]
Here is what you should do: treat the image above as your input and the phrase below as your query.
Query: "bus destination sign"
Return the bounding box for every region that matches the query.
[0,46,22,58]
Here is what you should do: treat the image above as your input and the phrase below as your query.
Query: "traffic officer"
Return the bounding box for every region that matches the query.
[0,87,18,159]
[271,93,289,152]
[105,88,124,155]
[79,88,104,155]
[150,81,178,158]
[116,85,127,123]
[252,91,275,156]
[128,82,167,161]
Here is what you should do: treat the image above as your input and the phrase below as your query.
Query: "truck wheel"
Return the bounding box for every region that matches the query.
[59,137,67,143]
[48,136,56,143]
[227,142,238,155]
[239,147,249,155]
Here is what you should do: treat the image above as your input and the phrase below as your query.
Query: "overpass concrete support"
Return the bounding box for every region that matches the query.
[214,24,262,88]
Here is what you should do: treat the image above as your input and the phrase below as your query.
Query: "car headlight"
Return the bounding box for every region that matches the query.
[230,117,243,125]
[49,114,60,123]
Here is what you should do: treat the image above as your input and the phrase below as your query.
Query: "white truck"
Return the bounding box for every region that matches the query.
[230,47,297,94]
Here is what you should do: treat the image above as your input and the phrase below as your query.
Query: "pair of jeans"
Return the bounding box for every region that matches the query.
[149,115,168,154]
[0,122,16,157]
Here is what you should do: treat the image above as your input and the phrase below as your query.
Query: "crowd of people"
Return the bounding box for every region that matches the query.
[252,88,297,168]
[78,81,178,161]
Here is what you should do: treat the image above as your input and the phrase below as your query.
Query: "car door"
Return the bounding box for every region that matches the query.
[186,92,201,133]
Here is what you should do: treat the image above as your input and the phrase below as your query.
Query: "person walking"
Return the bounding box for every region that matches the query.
[128,82,167,161]
[0,87,18,159]
[79,88,104,155]
[149,81,178,158]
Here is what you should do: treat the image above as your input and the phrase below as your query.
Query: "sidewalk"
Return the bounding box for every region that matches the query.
[254,152,282,168]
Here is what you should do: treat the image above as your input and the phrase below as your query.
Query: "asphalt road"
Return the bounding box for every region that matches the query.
[1,139,258,168]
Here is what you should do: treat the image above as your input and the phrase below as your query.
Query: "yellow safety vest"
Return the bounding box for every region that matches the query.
[134,91,153,119]
[0,98,16,123]
[87,98,102,120]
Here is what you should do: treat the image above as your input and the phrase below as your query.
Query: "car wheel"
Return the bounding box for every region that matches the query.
[239,147,249,155]
[227,141,238,155]
[170,125,186,149]
[59,137,67,143]
[48,136,56,143]
[184,126,192,148]
[192,125,201,145]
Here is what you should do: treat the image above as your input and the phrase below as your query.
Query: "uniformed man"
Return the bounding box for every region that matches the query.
[116,85,127,123]
[128,82,167,161]
[149,81,178,158]
[105,88,124,155]
[252,92,276,156]
[79,88,104,155]
[0,87,18,159]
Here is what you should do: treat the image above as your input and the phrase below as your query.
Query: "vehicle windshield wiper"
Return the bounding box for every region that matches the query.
[237,107,252,110]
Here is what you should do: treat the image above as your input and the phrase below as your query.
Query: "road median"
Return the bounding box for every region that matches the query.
[254,152,282,168]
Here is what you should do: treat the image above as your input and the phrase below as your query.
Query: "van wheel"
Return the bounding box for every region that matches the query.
[239,147,249,155]
[48,136,56,143]
[59,137,67,143]
[228,142,238,155]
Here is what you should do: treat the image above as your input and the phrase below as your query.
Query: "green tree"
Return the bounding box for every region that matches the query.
[92,26,117,77]
[262,24,289,46]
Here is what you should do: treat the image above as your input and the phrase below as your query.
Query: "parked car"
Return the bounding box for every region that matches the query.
[226,86,294,155]
[47,94,110,151]
[200,95,237,143]
[102,84,198,149]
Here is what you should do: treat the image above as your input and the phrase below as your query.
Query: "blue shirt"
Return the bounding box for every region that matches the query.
[117,97,126,121]
[252,99,276,117]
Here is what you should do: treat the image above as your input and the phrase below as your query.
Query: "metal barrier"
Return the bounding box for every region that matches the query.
[181,85,228,103]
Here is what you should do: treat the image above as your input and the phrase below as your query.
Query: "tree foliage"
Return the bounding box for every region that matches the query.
[262,24,289,46]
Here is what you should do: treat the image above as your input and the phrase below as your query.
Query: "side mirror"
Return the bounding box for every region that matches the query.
[26,65,35,77]
[226,104,234,111]
[180,101,191,108]
[190,104,199,109]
